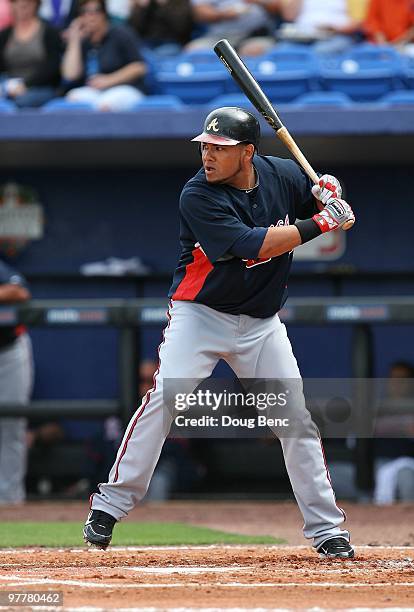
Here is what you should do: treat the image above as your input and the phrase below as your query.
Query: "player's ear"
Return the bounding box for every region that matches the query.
[244,143,255,161]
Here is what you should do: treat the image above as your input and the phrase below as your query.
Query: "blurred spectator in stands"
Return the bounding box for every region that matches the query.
[0,259,33,505]
[0,0,62,107]
[0,0,13,30]
[275,0,366,55]
[374,361,414,504]
[62,0,147,111]
[129,0,193,57]
[106,0,130,24]
[364,0,414,48]
[187,0,280,51]
[39,0,78,30]
[348,0,370,25]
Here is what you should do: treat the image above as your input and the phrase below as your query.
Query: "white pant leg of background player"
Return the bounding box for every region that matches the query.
[0,334,33,504]
[226,314,348,547]
[91,301,238,520]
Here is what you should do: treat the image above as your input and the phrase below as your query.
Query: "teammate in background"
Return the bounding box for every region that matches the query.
[0,259,33,504]
[84,106,356,559]
[374,361,414,504]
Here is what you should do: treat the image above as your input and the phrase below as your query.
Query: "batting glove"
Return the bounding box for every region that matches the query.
[311,174,342,205]
[312,197,354,233]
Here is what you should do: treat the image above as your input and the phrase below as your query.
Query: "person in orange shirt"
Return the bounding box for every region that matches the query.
[364,0,414,44]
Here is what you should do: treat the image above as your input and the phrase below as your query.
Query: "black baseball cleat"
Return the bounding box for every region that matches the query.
[83,509,117,550]
[317,536,355,559]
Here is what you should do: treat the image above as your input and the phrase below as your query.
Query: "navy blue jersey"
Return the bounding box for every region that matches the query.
[0,260,28,348]
[169,155,317,318]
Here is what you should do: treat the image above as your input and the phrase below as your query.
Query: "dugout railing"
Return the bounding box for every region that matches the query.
[0,295,413,495]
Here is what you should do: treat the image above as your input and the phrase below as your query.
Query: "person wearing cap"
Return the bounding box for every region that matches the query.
[84,107,356,560]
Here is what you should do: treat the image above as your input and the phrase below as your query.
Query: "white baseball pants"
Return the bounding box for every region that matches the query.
[92,301,348,547]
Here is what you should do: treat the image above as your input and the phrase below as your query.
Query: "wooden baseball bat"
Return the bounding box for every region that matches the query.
[213,39,354,230]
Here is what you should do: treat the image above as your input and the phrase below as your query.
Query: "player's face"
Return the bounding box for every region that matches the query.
[201,143,251,186]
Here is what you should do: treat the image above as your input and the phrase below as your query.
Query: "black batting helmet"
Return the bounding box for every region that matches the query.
[192,107,260,148]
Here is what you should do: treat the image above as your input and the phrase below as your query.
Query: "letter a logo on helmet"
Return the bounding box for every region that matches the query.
[207,118,219,132]
[192,107,260,148]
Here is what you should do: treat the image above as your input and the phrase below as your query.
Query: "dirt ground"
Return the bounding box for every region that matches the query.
[0,501,413,610]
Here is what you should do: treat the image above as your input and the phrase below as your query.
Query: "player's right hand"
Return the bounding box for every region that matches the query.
[311,174,342,205]
[312,197,355,233]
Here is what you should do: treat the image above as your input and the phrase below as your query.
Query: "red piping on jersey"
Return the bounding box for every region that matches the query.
[172,246,213,301]
[318,434,347,522]
[111,302,173,484]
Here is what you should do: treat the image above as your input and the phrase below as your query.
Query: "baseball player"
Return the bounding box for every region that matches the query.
[0,259,33,504]
[84,107,355,559]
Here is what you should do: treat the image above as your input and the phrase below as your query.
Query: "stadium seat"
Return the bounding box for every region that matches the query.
[132,95,186,109]
[41,98,95,111]
[378,90,414,106]
[401,55,414,89]
[319,43,403,101]
[265,43,316,61]
[179,49,218,64]
[292,91,353,107]
[206,93,256,112]
[0,99,17,112]
[239,46,317,103]
[154,56,229,104]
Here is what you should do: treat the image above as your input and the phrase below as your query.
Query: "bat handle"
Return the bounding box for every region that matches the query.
[276,126,354,231]
[276,126,319,184]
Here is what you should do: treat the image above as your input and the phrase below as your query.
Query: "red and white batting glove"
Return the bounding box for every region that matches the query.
[311,174,342,205]
[312,197,354,233]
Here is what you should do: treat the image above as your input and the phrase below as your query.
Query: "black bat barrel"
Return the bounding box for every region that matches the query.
[214,39,283,131]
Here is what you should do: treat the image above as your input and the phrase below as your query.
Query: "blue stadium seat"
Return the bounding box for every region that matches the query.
[319,43,403,101]
[179,49,218,64]
[265,43,316,62]
[206,93,256,111]
[41,98,95,111]
[239,46,317,103]
[0,99,16,112]
[292,91,353,107]
[132,95,186,109]
[154,57,229,104]
[401,55,414,88]
[378,90,414,106]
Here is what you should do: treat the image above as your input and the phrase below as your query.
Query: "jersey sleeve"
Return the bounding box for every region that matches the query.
[285,159,319,220]
[180,189,267,263]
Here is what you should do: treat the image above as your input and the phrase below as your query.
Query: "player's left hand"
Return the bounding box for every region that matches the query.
[311,174,342,205]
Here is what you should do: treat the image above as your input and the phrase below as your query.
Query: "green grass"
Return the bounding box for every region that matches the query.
[0,521,284,548]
